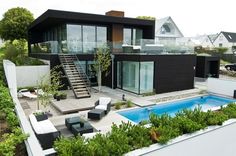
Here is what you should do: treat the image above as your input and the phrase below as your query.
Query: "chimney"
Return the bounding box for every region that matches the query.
[105,10,124,17]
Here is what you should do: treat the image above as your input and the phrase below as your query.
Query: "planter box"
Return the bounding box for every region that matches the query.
[35,113,48,121]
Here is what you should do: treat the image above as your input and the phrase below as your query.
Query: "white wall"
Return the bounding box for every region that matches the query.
[3,59,45,156]
[16,65,50,87]
[3,60,17,98]
[207,78,236,97]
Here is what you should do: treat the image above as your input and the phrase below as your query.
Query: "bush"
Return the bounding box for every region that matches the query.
[221,103,236,118]
[205,111,228,126]
[0,128,28,156]
[54,136,88,156]
[173,116,203,134]
[115,101,122,110]
[126,100,133,108]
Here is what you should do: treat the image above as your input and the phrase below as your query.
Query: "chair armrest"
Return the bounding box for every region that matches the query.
[95,100,99,106]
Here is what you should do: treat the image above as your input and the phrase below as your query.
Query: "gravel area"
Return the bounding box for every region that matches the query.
[155,91,205,103]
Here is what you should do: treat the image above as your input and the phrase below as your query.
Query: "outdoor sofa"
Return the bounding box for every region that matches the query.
[29,113,60,150]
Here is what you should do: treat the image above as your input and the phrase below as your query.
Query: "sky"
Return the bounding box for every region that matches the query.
[1,0,236,37]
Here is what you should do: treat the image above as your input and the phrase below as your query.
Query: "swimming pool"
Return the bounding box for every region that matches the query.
[118,95,236,123]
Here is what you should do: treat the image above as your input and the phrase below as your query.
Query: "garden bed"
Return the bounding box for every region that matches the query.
[53,102,236,156]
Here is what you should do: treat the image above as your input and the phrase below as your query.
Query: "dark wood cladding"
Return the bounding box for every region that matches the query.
[195,56,220,78]
[154,55,196,93]
[111,24,123,43]
[115,54,196,94]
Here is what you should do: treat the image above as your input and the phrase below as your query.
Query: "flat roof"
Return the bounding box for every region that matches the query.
[29,9,155,31]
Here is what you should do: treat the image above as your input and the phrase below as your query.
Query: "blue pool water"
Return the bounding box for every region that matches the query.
[118,95,236,123]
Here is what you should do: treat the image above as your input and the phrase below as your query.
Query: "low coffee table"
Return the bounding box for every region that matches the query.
[65,117,84,130]
[88,109,105,120]
[71,122,93,136]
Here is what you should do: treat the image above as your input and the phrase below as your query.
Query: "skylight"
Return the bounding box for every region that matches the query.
[228,35,232,39]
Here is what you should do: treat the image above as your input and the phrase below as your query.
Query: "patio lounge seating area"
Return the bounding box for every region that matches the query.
[29,113,60,150]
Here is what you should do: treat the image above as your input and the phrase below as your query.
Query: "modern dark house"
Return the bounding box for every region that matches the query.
[28,9,196,98]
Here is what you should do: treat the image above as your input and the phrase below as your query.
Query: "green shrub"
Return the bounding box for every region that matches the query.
[173,116,203,134]
[126,100,133,108]
[221,103,236,118]
[176,107,208,127]
[0,127,28,156]
[115,102,122,110]
[205,111,228,126]
[156,125,179,144]
[54,136,88,156]
[149,113,174,127]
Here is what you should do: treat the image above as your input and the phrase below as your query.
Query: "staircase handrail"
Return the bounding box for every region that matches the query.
[73,55,91,94]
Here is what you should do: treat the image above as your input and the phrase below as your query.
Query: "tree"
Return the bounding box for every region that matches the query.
[94,46,111,92]
[37,66,63,110]
[0,7,34,41]
[136,16,156,20]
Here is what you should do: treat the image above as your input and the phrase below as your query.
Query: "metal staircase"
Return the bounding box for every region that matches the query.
[59,54,91,99]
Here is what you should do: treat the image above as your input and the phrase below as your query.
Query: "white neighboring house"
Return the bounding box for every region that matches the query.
[196,34,218,48]
[155,16,184,45]
[213,31,236,53]
[176,34,218,48]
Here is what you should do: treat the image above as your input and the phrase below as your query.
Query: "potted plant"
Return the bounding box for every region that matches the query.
[33,111,48,121]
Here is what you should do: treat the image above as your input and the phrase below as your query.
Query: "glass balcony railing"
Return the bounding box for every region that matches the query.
[30,39,194,55]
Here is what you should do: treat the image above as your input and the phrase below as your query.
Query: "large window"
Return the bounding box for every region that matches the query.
[83,25,96,53]
[67,24,82,53]
[38,24,107,54]
[117,61,154,94]
[123,28,143,45]
[97,26,107,47]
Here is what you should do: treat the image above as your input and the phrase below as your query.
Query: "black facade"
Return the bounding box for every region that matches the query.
[195,56,220,78]
[114,54,196,94]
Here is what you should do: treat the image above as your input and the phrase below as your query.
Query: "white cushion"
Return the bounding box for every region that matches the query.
[95,105,107,111]
[99,97,111,105]
[29,114,57,134]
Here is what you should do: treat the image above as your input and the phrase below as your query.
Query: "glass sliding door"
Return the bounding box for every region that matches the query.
[140,62,154,94]
[122,61,140,94]
[117,62,121,88]
[117,61,154,94]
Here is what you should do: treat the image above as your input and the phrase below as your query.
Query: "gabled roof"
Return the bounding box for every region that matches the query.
[220,31,236,43]
[155,16,184,37]
[207,34,218,43]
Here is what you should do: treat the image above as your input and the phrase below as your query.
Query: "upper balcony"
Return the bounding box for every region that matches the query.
[30,39,194,55]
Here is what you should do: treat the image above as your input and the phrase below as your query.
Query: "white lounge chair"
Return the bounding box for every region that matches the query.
[18,89,37,99]
[94,97,111,114]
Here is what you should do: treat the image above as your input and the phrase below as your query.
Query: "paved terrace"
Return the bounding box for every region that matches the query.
[19,84,204,136]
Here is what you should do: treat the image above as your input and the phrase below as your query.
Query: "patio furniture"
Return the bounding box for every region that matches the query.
[29,114,60,150]
[88,109,105,120]
[94,97,111,114]
[71,122,93,136]
[65,116,84,130]
[18,89,37,99]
